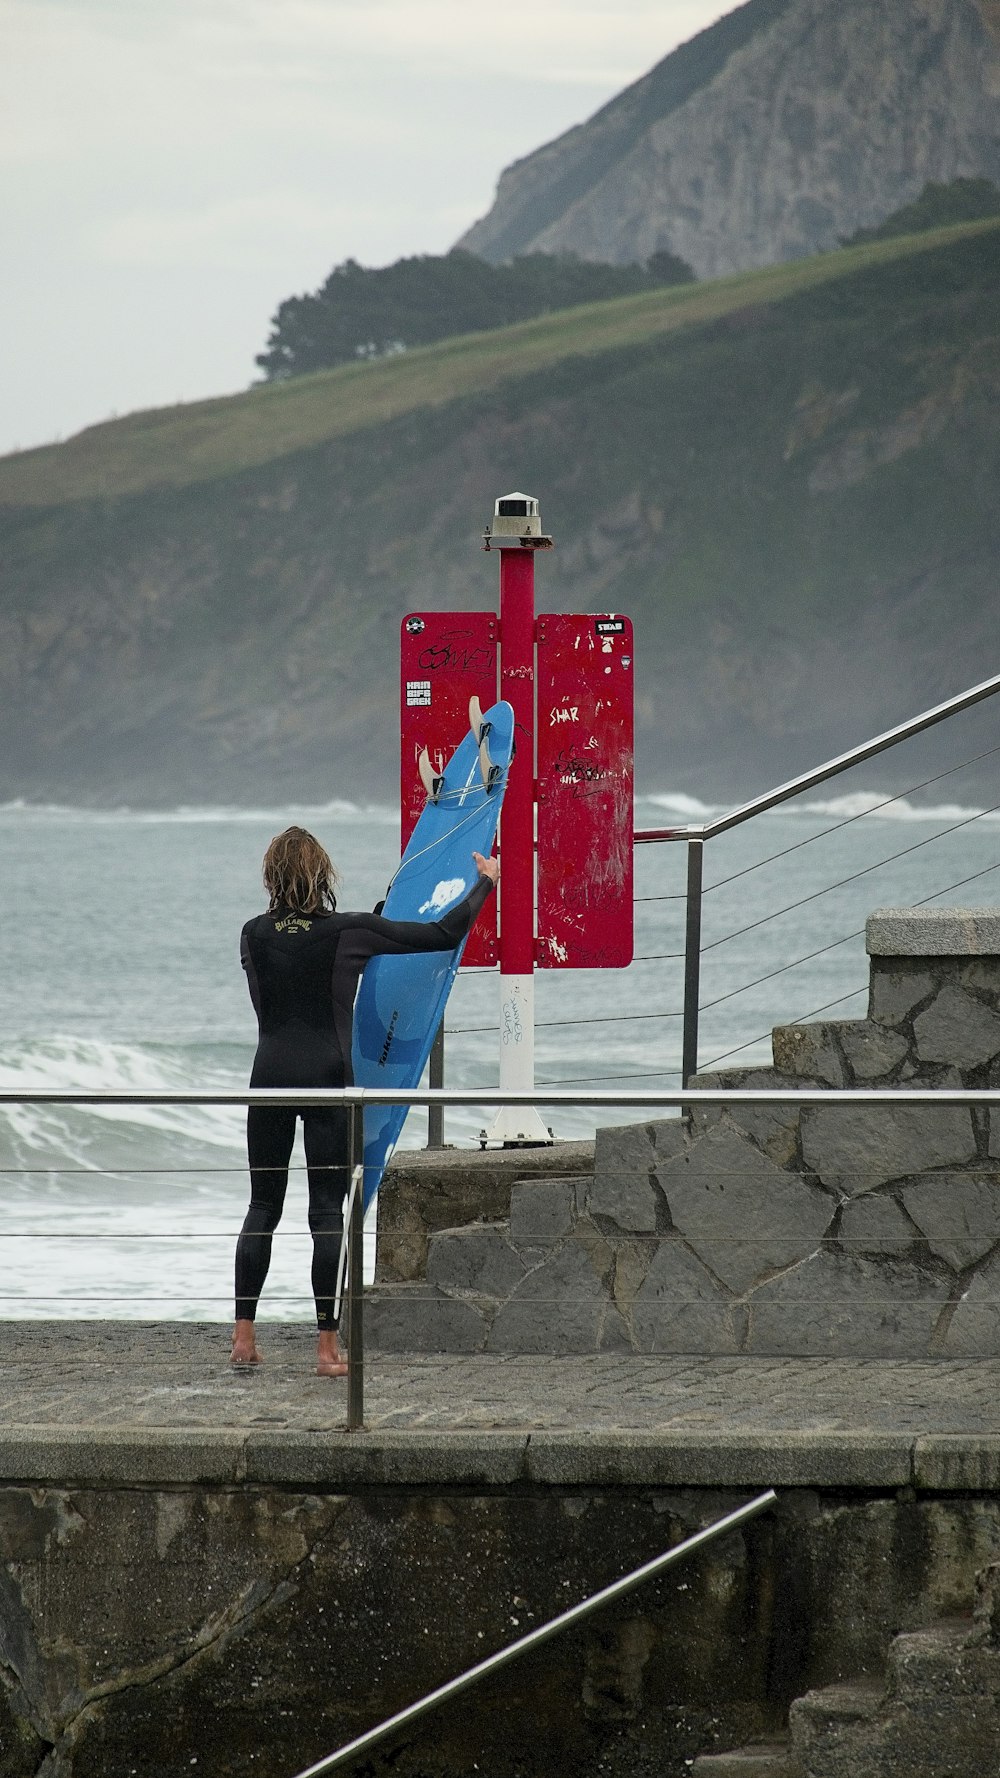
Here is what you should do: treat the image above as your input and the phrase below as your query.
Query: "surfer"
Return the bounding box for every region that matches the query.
[232,826,498,1377]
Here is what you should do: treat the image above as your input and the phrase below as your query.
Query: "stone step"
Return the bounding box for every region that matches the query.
[804,1622,1000,1777]
[366,1280,490,1353]
[787,1678,884,1770]
[690,1736,801,1776]
[885,1619,971,1696]
[882,1619,1000,1747]
[425,1222,528,1299]
[376,1138,595,1284]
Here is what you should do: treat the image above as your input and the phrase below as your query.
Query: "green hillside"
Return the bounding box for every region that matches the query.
[1,218,998,806]
[1,219,994,507]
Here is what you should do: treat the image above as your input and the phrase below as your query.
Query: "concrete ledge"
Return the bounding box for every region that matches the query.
[867,908,1000,956]
[912,1435,1000,1491]
[0,1426,938,1491]
[244,1429,533,1488]
[0,1426,248,1485]
[522,1430,914,1490]
[2,1334,998,1492]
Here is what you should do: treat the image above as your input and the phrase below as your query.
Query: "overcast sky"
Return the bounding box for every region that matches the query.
[2,1,728,457]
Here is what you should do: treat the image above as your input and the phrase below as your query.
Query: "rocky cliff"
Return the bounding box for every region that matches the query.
[458,0,1000,277]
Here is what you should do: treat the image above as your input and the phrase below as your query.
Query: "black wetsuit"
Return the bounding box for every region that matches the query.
[235,877,494,1329]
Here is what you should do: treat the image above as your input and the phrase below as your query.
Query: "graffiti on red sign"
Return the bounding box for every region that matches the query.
[548,745,609,791]
[418,641,496,675]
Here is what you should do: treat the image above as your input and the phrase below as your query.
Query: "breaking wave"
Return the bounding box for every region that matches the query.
[0,1034,248,1174]
[0,799,398,825]
[638,790,1000,825]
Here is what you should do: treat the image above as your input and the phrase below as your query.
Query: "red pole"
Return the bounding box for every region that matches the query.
[483,494,551,1145]
[498,547,536,976]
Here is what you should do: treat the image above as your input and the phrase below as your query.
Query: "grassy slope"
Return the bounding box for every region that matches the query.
[1,218,997,508]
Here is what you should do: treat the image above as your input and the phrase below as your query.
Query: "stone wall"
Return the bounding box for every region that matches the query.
[4,1473,1000,1778]
[377,1140,595,1284]
[370,908,1000,1358]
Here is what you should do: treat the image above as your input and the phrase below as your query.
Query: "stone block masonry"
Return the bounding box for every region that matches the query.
[369,908,1000,1359]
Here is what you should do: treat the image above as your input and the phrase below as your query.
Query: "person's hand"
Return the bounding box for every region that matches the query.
[472,851,499,886]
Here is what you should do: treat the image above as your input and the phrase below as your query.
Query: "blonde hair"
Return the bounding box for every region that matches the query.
[262,827,340,915]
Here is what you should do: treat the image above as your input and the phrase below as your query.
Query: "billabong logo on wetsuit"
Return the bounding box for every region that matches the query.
[275,916,312,934]
[378,1009,399,1066]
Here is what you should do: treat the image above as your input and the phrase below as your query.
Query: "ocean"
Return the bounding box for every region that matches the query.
[0,786,997,1319]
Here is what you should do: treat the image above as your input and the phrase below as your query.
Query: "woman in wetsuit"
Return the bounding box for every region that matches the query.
[232,826,498,1376]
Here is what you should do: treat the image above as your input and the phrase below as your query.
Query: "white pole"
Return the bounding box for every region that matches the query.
[483,972,551,1145]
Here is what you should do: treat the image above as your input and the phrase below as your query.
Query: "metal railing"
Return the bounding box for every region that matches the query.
[634,668,1000,1084]
[4,1081,1000,1432]
[423,669,1000,1146]
[289,1486,778,1778]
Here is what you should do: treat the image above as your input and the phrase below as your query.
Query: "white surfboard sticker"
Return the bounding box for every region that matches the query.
[418,877,465,915]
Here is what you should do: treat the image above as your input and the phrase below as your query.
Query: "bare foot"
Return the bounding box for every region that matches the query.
[316,1330,348,1378]
[231,1320,263,1367]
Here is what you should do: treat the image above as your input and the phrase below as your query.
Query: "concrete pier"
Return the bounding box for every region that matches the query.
[2,1326,1000,1777]
[2,1325,1000,1489]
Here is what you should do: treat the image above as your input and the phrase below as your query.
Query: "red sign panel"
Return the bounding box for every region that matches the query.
[400,612,499,966]
[535,614,634,969]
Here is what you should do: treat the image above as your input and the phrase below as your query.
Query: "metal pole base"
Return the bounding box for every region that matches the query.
[427,1021,445,1149]
[479,1107,553,1147]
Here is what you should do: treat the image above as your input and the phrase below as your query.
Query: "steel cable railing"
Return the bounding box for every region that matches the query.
[643,669,1000,846]
[631,668,1000,1085]
[447,784,999,1070]
[3,1084,1000,1426]
[431,671,1000,1130]
[676,801,1000,1079]
[699,851,1000,1072]
[701,987,869,1072]
[699,800,1000,957]
[635,740,1000,906]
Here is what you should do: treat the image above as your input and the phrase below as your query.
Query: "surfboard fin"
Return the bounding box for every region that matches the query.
[479,736,502,793]
[417,747,444,804]
[468,696,501,790]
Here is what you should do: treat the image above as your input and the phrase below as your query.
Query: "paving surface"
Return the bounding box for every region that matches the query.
[2,1324,1000,1496]
[0,1321,999,1436]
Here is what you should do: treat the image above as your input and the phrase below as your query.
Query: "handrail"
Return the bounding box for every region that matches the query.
[3,1086,1000,1108]
[5,1083,998,1433]
[289,1489,778,1778]
[630,666,1000,1084]
[634,667,1000,843]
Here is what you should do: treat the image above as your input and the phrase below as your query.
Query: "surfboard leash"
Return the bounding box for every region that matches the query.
[383,781,509,894]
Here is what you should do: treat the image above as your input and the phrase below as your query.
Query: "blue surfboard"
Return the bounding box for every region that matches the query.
[352,699,514,1209]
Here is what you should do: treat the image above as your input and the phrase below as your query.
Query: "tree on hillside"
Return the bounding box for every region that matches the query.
[254,248,695,381]
[844,178,1000,246]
